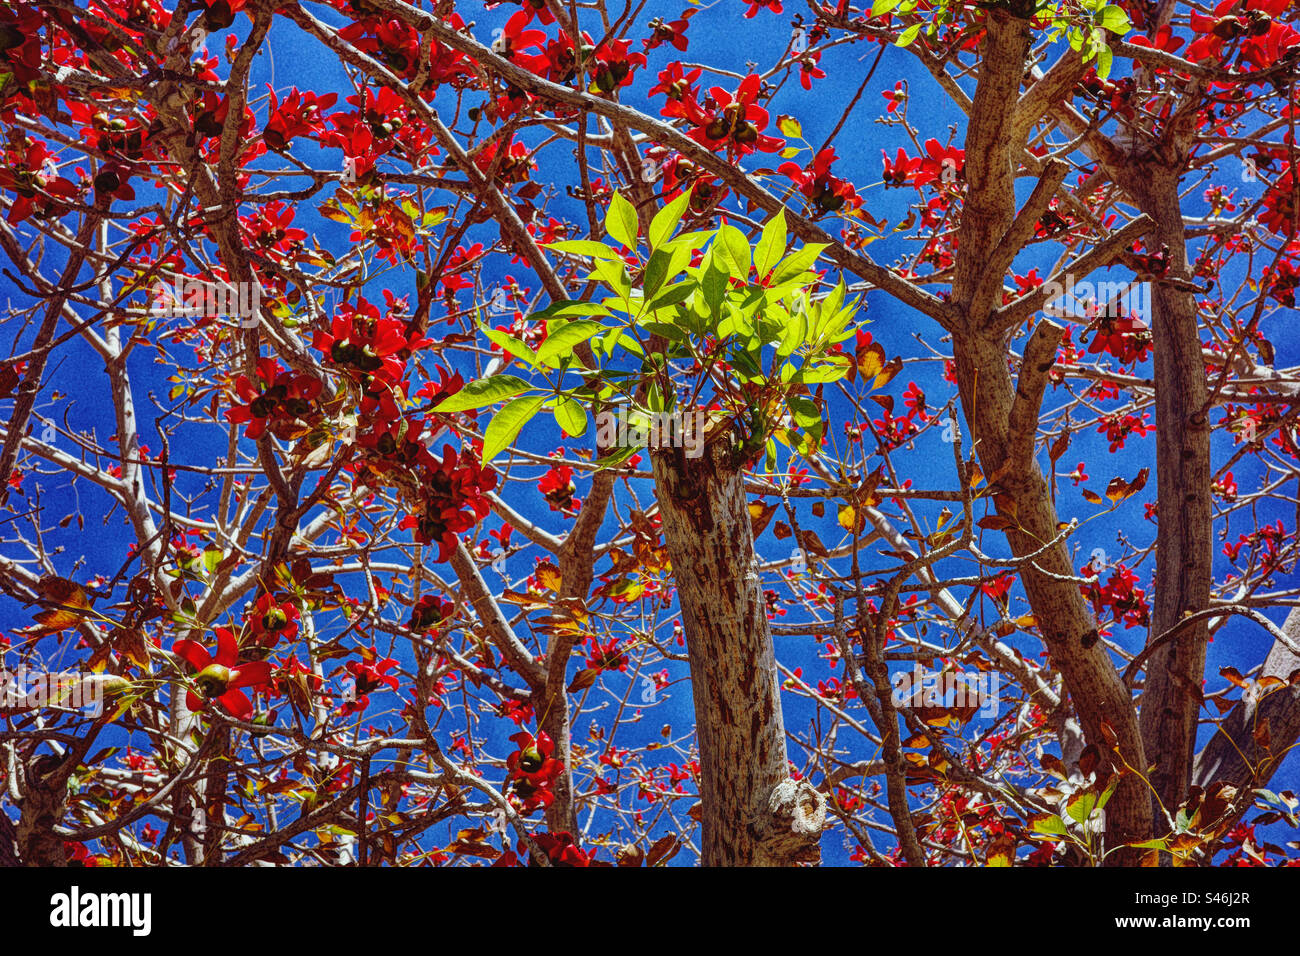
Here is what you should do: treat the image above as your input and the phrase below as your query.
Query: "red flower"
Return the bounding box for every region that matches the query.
[649,63,705,120]
[0,139,78,224]
[902,381,928,422]
[683,74,784,157]
[528,830,590,866]
[882,147,921,187]
[247,593,300,647]
[417,366,465,408]
[488,0,555,25]
[409,594,455,631]
[643,13,692,52]
[538,462,578,511]
[506,730,564,812]
[1097,411,1153,452]
[173,629,272,721]
[588,39,647,94]
[1260,164,1296,236]
[585,637,628,672]
[226,357,322,440]
[1081,563,1150,629]
[263,86,338,150]
[473,136,536,186]
[341,651,400,715]
[743,0,783,17]
[796,49,826,90]
[1128,25,1185,56]
[779,147,861,217]
[0,5,44,86]
[1086,310,1152,365]
[883,81,906,113]
[915,139,965,188]
[314,298,423,385]
[398,444,497,563]
[981,572,1015,605]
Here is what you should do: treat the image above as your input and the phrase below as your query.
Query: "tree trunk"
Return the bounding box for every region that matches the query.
[650,437,824,865]
[952,332,1152,863]
[0,810,20,866]
[1129,172,1213,819]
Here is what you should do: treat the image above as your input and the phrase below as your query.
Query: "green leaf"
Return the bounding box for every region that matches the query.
[592,257,632,300]
[483,395,545,462]
[1095,775,1120,812]
[1030,814,1069,837]
[642,248,674,301]
[547,239,621,260]
[648,187,692,250]
[871,0,902,14]
[535,319,606,365]
[700,262,729,319]
[796,356,850,383]
[715,224,751,280]
[754,208,787,280]
[776,307,806,361]
[433,374,533,413]
[788,394,821,430]
[532,300,613,320]
[481,327,538,366]
[1097,4,1130,33]
[639,321,687,342]
[1127,837,1169,850]
[605,191,639,251]
[647,280,697,314]
[770,243,828,286]
[1065,791,1100,826]
[896,22,922,46]
[553,397,588,437]
[1094,41,1114,79]
[593,444,641,469]
[776,115,802,138]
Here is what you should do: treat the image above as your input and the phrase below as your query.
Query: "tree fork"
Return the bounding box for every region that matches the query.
[952,331,1153,862]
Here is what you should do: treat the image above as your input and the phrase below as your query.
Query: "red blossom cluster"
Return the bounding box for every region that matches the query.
[506,730,564,812]
[226,357,323,441]
[779,148,862,217]
[1080,561,1150,630]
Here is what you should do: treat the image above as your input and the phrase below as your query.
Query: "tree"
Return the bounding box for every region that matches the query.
[0,0,1297,867]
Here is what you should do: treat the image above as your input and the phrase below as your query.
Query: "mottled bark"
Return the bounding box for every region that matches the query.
[1126,172,1213,820]
[650,437,823,865]
[540,469,615,836]
[0,809,19,866]
[15,755,70,866]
